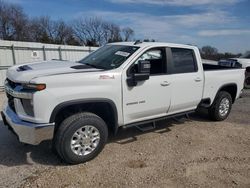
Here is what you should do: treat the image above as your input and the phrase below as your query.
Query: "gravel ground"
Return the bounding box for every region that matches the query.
[0,90,250,188]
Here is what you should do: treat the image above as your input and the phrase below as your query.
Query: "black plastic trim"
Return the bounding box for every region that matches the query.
[216,83,238,103]
[198,98,211,108]
[71,64,94,69]
[49,98,119,133]
[123,110,195,128]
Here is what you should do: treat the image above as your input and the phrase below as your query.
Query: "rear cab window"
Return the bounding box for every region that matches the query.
[170,48,197,74]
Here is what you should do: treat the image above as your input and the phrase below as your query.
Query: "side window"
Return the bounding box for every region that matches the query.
[133,48,167,75]
[171,48,197,74]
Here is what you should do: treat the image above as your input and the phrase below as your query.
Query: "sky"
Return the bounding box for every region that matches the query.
[3,0,250,53]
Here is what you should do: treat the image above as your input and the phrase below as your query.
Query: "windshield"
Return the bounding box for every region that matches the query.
[78,45,140,70]
[240,51,250,59]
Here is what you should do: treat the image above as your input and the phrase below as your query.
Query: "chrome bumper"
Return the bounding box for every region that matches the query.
[1,105,55,145]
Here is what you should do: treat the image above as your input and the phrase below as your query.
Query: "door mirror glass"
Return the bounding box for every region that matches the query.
[137,60,150,74]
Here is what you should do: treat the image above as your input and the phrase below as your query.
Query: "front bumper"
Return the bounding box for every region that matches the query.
[1,105,55,145]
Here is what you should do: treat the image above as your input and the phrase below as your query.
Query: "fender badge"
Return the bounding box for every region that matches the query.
[99,75,115,79]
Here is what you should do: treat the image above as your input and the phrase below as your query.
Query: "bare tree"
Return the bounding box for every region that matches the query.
[29,16,54,43]
[73,17,125,46]
[103,22,122,43]
[53,20,75,44]
[143,39,156,42]
[73,17,106,46]
[200,46,241,61]
[0,1,29,40]
[29,17,77,45]
[122,27,134,41]
[201,46,218,57]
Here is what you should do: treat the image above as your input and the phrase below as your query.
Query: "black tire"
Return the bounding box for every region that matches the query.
[244,75,250,89]
[54,112,108,164]
[208,91,232,121]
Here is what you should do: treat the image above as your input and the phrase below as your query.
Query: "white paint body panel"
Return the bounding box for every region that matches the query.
[203,69,245,103]
[122,74,171,124]
[168,48,204,114]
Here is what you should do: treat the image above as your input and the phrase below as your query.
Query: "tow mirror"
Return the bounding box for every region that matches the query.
[127,60,150,87]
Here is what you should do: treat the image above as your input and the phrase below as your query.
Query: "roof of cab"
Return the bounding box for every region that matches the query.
[108,41,197,50]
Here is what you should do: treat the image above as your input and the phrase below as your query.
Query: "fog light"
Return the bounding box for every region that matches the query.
[21,99,34,116]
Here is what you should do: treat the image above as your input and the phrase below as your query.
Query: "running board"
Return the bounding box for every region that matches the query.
[135,122,156,132]
[123,110,195,131]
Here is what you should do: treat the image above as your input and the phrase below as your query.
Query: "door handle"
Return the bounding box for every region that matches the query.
[161,81,171,86]
[194,77,202,82]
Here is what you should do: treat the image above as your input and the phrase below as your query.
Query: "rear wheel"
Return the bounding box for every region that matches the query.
[208,91,232,121]
[54,112,108,164]
[244,75,250,89]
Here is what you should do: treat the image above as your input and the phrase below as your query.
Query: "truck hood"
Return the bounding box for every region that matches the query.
[7,60,100,83]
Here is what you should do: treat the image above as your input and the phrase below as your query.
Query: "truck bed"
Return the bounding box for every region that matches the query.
[202,58,242,71]
[203,68,245,103]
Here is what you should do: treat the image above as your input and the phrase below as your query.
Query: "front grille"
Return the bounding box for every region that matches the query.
[5,79,34,116]
[5,79,21,113]
[7,93,16,113]
[6,79,21,89]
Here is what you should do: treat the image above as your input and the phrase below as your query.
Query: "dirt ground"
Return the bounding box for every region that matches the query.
[0,90,250,188]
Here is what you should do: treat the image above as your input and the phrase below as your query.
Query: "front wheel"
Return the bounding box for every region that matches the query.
[208,91,232,121]
[54,112,108,164]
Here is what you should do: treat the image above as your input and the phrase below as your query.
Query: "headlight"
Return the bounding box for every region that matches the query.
[23,83,46,91]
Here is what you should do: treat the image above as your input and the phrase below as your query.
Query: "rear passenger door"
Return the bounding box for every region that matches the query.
[168,47,203,113]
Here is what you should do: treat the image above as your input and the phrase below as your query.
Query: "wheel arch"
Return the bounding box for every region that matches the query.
[245,67,250,89]
[50,98,119,134]
[216,83,237,103]
[245,66,250,73]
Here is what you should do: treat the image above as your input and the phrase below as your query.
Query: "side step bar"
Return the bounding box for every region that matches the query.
[135,121,156,132]
[123,110,194,132]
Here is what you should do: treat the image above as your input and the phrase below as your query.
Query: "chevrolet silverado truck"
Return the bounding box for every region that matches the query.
[1,42,245,164]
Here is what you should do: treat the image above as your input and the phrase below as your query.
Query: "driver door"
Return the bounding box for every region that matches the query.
[122,47,172,125]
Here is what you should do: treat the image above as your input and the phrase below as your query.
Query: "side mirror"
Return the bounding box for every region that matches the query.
[127,60,150,87]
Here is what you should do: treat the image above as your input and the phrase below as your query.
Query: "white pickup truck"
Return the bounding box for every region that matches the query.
[1,42,245,164]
